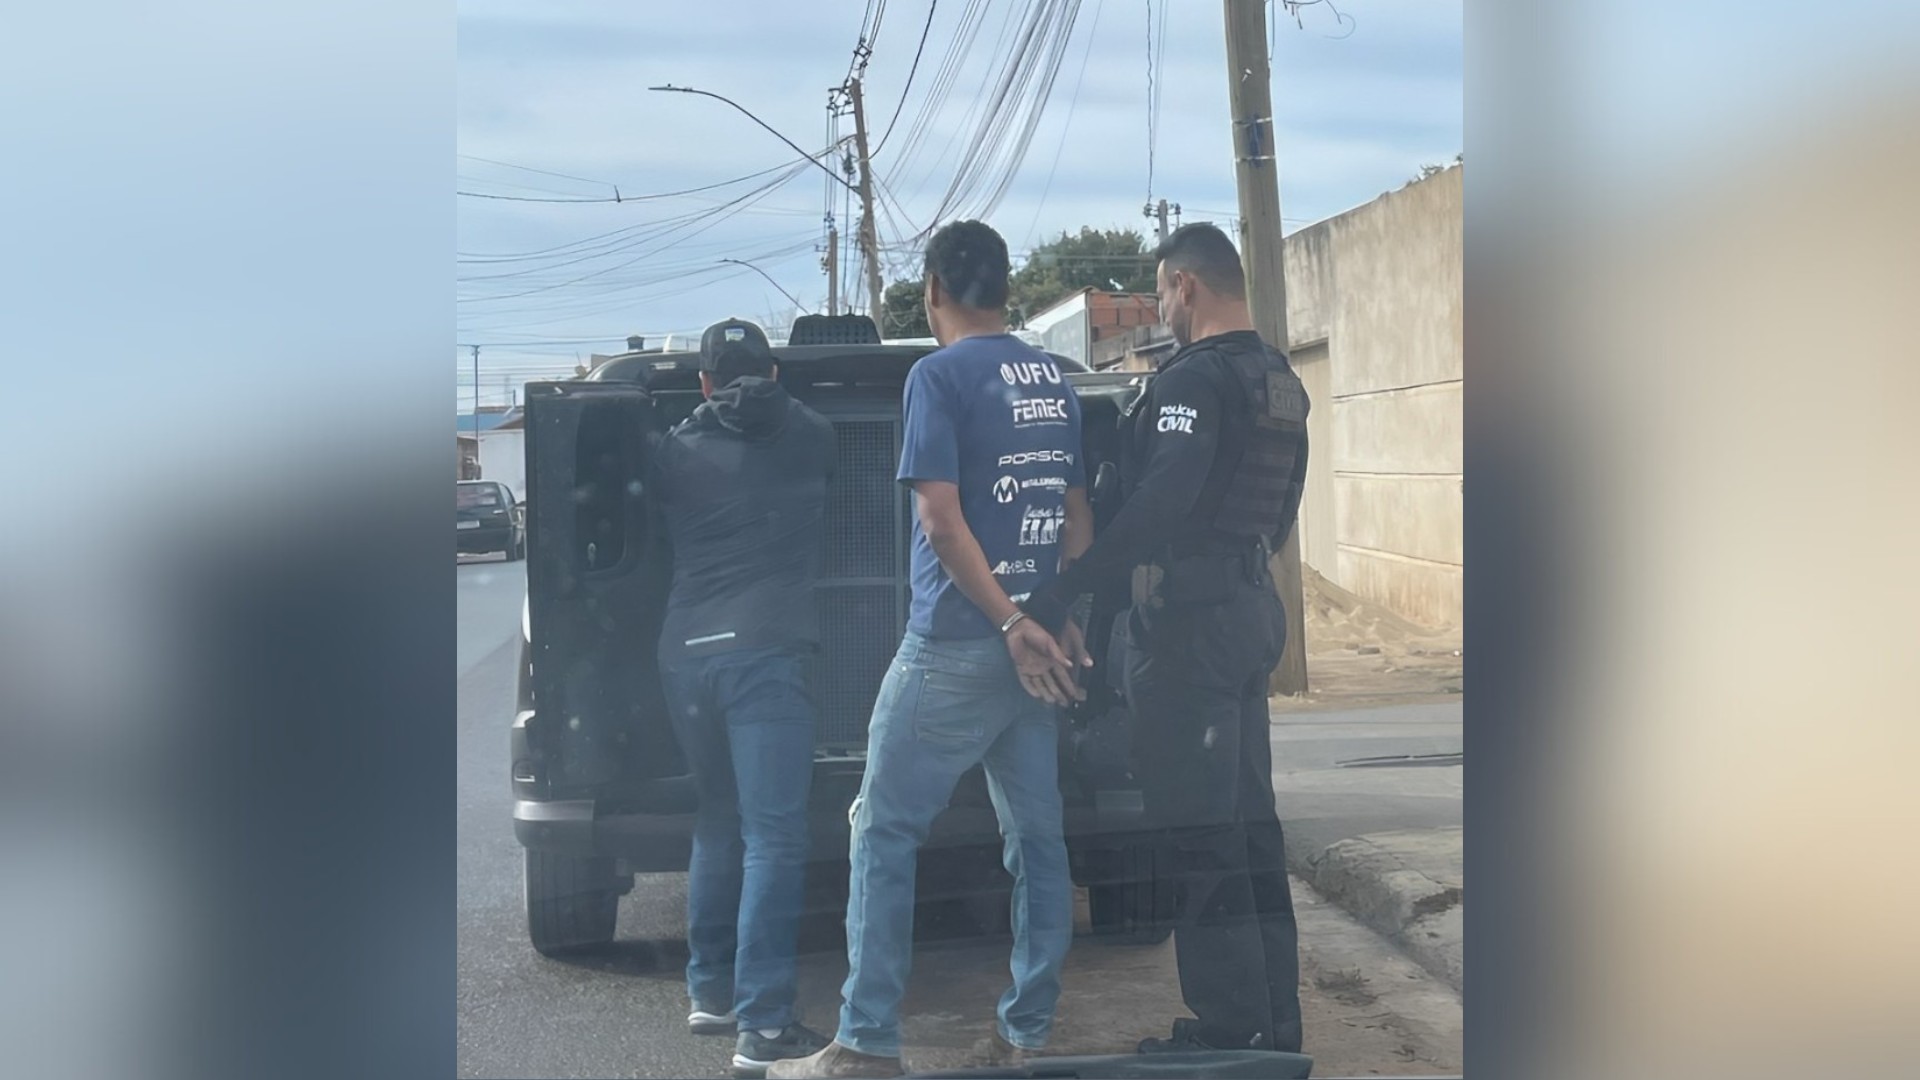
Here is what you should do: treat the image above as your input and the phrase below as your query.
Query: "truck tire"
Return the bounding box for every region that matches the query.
[525,848,621,956]
[1085,843,1176,946]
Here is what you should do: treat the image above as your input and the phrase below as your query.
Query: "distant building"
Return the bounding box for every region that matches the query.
[455,406,524,496]
[1022,289,1160,368]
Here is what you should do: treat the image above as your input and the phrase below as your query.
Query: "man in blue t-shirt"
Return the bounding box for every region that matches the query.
[771,222,1091,1080]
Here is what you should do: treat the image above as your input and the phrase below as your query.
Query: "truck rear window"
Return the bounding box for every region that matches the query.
[458,485,502,509]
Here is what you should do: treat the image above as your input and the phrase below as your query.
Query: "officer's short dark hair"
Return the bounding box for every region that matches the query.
[1155,223,1246,300]
[923,220,1011,311]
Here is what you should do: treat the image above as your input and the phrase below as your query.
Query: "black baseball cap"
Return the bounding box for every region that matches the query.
[698,318,774,376]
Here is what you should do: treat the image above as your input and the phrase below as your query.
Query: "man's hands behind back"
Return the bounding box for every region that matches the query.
[1006,618,1091,707]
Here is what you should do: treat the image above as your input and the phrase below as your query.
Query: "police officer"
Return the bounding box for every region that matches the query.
[1021,223,1311,1056]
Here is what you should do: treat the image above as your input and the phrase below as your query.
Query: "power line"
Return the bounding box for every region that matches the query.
[458,166,814,298]
[1023,0,1105,248]
[457,154,622,192]
[882,0,996,210]
[1279,0,1358,39]
[1146,0,1155,202]
[1145,0,1169,202]
[458,157,828,225]
[458,156,836,264]
[874,0,939,156]
[1183,206,1315,225]
[460,197,799,286]
[461,237,817,312]
[458,191,627,204]
[914,0,1087,237]
[459,241,819,333]
[461,240,821,330]
[457,173,605,199]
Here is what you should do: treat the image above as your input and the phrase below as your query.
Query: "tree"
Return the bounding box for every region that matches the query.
[1009,227,1156,326]
[876,226,1158,336]
[1409,152,1464,187]
[881,279,931,338]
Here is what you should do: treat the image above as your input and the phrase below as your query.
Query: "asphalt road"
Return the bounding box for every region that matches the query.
[456,556,1463,1079]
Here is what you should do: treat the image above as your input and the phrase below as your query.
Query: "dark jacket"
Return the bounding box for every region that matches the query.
[651,377,837,664]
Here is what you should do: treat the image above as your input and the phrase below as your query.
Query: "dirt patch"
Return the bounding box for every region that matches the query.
[1274,565,1463,713]
[1300,565,1456,656]
[777,884,1460,1077]
[1312,967,1379,1008]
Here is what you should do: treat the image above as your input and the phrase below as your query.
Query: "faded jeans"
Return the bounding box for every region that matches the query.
[837,631,1073,1058]
[661,645,817,1031]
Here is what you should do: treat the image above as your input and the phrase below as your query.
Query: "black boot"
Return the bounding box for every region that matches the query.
[1138,1018,1266,1054]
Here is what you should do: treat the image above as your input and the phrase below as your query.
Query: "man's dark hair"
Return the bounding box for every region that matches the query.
[1155,222,1246,299]
[923,220,1011,311]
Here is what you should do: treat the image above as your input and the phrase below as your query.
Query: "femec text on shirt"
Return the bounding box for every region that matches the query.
[897,334,1085,639]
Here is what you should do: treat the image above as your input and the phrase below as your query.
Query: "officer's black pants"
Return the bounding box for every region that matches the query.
[1121,579,1303,1054]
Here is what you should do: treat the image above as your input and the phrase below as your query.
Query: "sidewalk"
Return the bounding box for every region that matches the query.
[1270,641,1465,993]
[1304,827,1463,992]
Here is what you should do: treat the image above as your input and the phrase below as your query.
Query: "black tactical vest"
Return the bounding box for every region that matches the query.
[1211,344,1310,540]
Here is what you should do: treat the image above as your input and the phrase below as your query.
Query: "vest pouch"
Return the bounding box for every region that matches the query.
[1161,555,1234,606]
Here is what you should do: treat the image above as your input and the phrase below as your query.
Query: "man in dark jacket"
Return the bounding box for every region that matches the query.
[651,318,837,1076]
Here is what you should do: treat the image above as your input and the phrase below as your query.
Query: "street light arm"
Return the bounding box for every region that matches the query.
[650,85,859,195]
[719,259,812,315]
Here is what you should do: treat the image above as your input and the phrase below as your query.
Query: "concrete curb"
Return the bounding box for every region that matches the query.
[1301,827,1463,992]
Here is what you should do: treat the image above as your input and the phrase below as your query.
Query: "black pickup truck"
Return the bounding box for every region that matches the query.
[509,316,1178,957]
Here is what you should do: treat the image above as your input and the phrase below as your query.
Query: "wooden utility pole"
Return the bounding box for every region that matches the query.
[1224,0,1308,695]
[846,77,886,318]
[470,343,482,441]
[823,222,839,316]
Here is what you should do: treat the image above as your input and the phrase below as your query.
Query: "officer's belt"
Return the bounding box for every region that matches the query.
[1164,533,1270,560]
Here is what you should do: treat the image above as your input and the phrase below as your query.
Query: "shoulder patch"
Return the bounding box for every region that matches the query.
[1266,371,1310,423]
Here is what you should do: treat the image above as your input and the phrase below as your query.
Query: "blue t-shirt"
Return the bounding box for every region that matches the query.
[897,334,1086,639]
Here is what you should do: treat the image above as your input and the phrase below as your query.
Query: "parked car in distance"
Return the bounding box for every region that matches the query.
[458,480,526,561]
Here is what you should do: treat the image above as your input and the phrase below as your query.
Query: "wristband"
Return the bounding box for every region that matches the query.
[999,609,1029,635]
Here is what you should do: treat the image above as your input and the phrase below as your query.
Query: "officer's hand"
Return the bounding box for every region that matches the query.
[1059,618,1095,673]
[1005,621,1084,707]
[1018,588,1073,638]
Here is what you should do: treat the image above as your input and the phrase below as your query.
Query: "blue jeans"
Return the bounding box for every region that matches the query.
[661,645,817,1031]
[837,631,1073,1058]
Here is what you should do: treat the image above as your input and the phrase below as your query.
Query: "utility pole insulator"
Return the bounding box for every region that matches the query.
[1145,198,1179,244]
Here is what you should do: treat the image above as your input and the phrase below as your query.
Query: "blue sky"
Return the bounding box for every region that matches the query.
[456,0,1464,400]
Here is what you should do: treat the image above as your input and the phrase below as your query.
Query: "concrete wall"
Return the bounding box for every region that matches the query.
[1290,342,1337,578]
[1284,166,1462,627]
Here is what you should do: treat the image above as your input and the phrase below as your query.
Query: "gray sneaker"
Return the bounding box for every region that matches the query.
[763,1039,905,1079]
[732,1024,832,1078]
[688,1003,737,1036]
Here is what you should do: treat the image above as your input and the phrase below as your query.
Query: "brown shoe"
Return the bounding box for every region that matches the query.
[967,1029,1031,1067]
[763,1041,905,1079]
